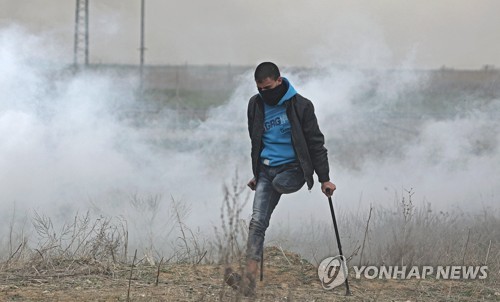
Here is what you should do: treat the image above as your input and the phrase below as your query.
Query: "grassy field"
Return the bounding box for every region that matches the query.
[1,246,498,301]
[0,186,498,301]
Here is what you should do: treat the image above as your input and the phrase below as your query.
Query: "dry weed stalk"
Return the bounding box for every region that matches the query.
[3,205,28,270]
[359,204,373,267]
[462,228,472,265]
[169,196,208,265]
[129,194,161,265]
[212,171,249,300]
[6,211,129,276]
[127,249,137,302]
[400,188,415,266]
[214,171,249,266]
[155,256,163,286]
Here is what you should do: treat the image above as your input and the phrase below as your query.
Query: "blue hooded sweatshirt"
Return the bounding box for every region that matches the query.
[260,78,298,166]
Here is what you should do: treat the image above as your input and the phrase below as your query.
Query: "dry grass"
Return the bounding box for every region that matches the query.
[266,188,500,290]
[1,246,498,301]
[0,182,498,301]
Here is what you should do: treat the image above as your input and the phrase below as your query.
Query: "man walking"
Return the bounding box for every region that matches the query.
[226,62,336,296]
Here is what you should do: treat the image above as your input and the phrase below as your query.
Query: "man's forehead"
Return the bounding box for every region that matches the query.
[256,77,276,84]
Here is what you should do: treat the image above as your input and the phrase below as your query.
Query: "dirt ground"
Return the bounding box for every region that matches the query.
[1,247,498,302]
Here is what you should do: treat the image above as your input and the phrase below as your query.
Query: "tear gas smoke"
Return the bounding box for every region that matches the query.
[0,26,498,256]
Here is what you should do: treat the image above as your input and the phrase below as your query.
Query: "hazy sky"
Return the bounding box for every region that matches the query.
[1,0,499,69]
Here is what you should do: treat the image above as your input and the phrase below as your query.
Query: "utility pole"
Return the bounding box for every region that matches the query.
[74,0,89,67]
[139,0,146,94]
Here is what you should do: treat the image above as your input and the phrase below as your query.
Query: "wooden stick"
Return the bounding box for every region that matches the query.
[484,240,492,266]
[127,249,137,302]
[462,228,471,265]
[359,204,373,267]
[155,257,163,286]
[196,251,207,265]
[6,243,23,264]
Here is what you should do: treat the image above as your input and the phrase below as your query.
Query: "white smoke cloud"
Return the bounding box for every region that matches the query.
[0,25,498,258]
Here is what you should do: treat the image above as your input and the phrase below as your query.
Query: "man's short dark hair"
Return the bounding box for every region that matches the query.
[254,62,280,83]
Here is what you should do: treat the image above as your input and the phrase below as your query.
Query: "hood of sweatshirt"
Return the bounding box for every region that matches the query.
[276,77,297,106]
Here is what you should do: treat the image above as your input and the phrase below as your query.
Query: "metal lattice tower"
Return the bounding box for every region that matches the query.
[139,0,146,94]
[73,0,89,66]
[140,0,146,69]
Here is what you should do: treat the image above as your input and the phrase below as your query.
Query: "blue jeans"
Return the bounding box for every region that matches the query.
[246,161,305,261]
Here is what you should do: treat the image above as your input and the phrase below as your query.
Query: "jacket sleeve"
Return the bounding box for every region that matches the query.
[300,99,330,183]
[247,97,255,139]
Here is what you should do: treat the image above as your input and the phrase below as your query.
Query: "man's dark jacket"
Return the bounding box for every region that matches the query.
[247,93,330,190]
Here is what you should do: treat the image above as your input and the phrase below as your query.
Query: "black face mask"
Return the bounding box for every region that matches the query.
[259,82,287,106]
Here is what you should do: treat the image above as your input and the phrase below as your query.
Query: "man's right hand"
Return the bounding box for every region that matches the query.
[247,178,257,191]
